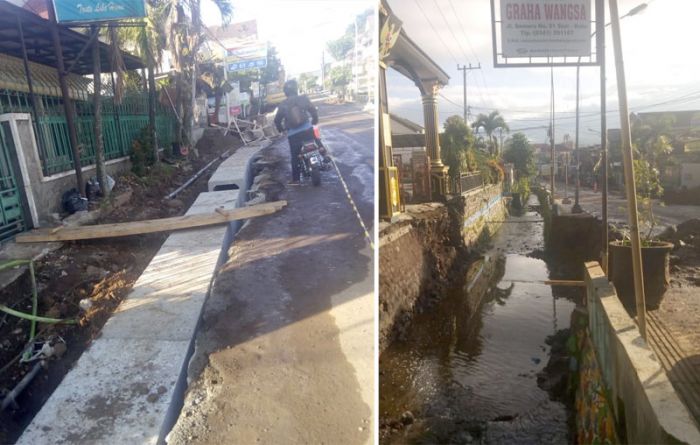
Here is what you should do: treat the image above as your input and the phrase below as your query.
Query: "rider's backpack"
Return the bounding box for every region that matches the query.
[286,98,308,129]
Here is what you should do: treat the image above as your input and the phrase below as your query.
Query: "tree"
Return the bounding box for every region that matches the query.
[329,65,351,98]
[327,8,373,62]
[503,132,536,180]
[631,113,674,172]
[157,0,232,148]
[198,63,232,124]
[634,158,664,240]
[92,27,108,198]
[440,116,474,179]
[261,45,282,85]
[326,34,354,61]
[298,73,318,93]
[472,110,509,156]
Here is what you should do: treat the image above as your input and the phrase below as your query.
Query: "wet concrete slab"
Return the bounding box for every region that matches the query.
[17,337,189,445]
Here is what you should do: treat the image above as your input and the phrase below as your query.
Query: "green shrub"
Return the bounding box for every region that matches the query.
[131,126,157,177]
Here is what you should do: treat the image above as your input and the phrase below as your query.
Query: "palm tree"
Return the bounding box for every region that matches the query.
[109,2,171,163]
[117,1,232,149]
[472,111,509,156]
[168,0,232,148]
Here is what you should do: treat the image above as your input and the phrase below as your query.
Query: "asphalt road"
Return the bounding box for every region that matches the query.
[555,183,700,232]
[168,100,375,445]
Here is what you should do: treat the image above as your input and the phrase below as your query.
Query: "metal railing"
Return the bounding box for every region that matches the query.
[458,171,483,194]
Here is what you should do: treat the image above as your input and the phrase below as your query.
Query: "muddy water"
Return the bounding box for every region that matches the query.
[380,199,577,444]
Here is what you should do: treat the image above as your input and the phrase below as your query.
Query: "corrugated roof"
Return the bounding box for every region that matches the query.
[0,0,144,75]
[0,52,90,100]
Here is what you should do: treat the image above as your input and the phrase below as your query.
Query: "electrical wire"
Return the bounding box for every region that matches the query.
[411,0,459,66]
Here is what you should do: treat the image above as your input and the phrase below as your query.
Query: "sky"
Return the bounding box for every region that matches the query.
[385,0,700,146]
[202,0,373,77]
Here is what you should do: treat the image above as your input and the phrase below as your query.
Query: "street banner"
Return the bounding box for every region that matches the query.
[500,0,591,58]
[226,42,268,73]
[52,0,146,23]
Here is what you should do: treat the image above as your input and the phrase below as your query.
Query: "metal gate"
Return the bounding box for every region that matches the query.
[0,121,26,241]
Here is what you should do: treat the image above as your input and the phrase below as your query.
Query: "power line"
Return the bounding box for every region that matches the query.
[434,0,487,110]
[447,0,480,67]
[412,0,459,65]
[447,0,500,108]
[396,86,700,128]
[434,0,469,63]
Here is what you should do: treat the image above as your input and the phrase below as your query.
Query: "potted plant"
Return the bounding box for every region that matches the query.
[609,159,673,311]
[510,177,530,211]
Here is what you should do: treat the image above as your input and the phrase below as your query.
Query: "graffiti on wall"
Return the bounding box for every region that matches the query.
[574,329,620,444]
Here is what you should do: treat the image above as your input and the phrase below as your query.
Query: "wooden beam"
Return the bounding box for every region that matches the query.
[544,280,586,287]
[16,201,287,243]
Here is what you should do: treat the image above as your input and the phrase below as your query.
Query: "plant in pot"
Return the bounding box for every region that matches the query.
[609,159,674,311]
[510,177,530,211]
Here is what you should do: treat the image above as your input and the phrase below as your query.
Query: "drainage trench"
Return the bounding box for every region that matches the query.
[380,196,583,444]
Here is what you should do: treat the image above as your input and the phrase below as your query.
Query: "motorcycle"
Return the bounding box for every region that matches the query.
[298,127,331,186]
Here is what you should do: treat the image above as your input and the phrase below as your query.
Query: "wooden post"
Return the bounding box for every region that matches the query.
[144,31,159,163]
[47,0,84,195]
[609,0,647,339]
[91,25,108,198]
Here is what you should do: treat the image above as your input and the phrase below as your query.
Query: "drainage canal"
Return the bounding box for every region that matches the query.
[380,196,583,444]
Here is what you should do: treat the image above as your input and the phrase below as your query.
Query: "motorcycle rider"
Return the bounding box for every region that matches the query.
[274,79,319,185]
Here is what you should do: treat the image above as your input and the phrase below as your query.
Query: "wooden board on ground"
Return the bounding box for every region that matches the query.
[16,201,287,243]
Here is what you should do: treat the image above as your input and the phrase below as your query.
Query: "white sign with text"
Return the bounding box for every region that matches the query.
[500,0,592,58]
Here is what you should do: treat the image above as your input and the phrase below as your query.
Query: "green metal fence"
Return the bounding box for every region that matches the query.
[0,89,177,176]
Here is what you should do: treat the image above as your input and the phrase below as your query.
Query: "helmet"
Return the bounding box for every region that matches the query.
[283,79,298,97]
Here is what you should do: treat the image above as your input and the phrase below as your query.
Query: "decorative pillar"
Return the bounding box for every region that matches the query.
[378,3,403,220]
[419,79,449,200]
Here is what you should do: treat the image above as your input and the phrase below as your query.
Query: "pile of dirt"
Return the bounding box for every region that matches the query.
[660,219,700,287]
[663,187,700,206]
[0,129,242,444]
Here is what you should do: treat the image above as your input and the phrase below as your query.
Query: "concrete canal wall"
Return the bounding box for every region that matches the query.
[582,262,700,444]
[378,185,506,353]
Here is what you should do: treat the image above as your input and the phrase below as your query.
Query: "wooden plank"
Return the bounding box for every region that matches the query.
[544,280,586,287]
[16,200,286,243]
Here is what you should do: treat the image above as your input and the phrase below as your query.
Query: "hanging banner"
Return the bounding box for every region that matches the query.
[226,43,268,72]
[500,0,591,58]
[52,0,146,23]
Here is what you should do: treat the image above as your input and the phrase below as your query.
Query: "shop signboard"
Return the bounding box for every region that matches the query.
[52,0,146,23]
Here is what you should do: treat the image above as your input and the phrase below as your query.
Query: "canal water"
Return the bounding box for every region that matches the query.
[380,197,580,444]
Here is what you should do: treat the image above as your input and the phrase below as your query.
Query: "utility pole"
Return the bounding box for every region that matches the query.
[354,18,359,100]
[550,66,555,199]
[572,64,583,213]
[321,50,325,91]
[456,63,480,123]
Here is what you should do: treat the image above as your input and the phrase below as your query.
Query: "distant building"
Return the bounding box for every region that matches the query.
[390,114,425,168]
[352,9,376,103]
[632,111,700,189]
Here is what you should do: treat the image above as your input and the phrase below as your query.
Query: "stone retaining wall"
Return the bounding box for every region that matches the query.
[379,185,506,354]
[460,184,506,248]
